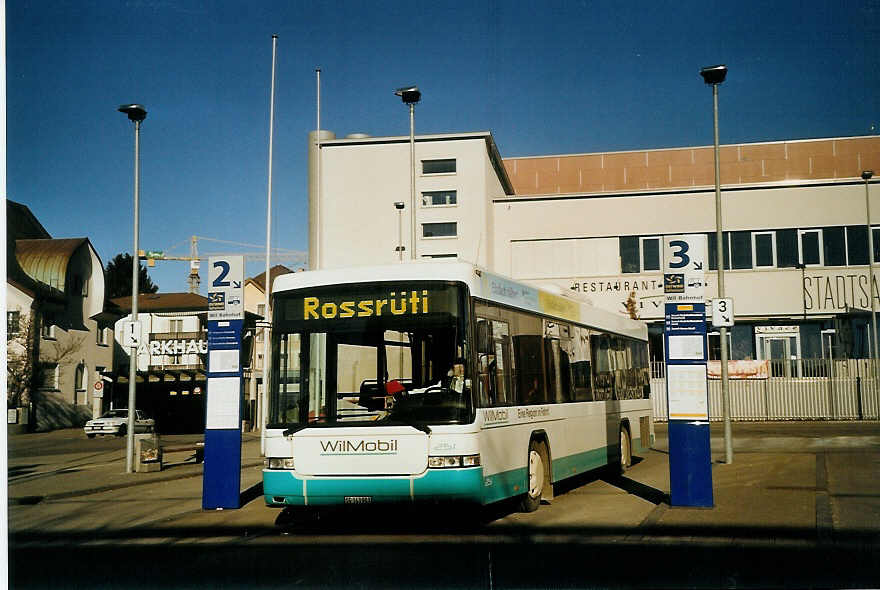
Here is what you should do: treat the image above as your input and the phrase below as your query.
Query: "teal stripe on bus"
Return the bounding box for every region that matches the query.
[482,467,528,504]
[551,446,610,481]
[263,468,483,506]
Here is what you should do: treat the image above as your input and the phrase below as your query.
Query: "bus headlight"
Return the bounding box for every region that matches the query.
[265,457,295,470]
[428,454,480,469]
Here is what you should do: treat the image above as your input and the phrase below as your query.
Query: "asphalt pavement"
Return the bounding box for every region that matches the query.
[8,422,880,589]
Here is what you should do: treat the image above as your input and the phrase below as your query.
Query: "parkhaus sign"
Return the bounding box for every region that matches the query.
[139,338,208,356]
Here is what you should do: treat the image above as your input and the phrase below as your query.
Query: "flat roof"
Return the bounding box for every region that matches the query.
[319,131,515,196]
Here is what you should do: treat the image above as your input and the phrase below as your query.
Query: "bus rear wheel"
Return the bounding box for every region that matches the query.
[520,440,545,513]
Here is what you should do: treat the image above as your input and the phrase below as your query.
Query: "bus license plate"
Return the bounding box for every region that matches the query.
[344,496,372,504]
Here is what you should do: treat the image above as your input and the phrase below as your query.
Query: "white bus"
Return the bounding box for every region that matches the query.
[263,262,652,512]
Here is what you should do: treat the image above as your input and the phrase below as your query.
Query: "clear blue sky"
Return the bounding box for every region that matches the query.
[8,0,879,293]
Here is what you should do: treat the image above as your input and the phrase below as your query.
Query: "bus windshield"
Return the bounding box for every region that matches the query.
[268,282,472,429]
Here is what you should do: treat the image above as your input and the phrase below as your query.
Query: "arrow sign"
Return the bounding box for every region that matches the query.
[711,298,734,328]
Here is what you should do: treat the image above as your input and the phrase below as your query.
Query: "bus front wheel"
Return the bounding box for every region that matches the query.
[520,440,545,513]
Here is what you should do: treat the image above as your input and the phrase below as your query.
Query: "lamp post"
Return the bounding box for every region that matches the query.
[118,103,147,474]
[394,86,421,260]
[394,201,405,261]
[700,64,733,465]
[864,170,878,378]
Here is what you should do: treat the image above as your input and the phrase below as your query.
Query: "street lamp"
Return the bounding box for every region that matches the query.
[394,201,406,261]
[863,170,878,377]
[700,64,733,465]
[394,85,420,260]
[118,103,147,474]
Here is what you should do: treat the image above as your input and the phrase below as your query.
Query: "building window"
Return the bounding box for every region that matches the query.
[731,231,752,270]
[640,237,661,271]
[707,232,731,271]
[421,190,457,207]
[776,229,799,268]
[752,232,776,268]
[872,227,880,263]
[40,363,59,390]
[169,319,184,333]
[846,225,869,265]
[620,236,639,273]
[822,226,846,267]
[799,229,823,266]
[42,323,56,340]
[422,222,457,238]
[75,364,86,391]
[7,311,21,337]
[96,327,109,345]
[422,159,456,174]
[257,303,266,317]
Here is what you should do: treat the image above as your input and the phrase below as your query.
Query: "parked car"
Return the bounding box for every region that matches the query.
[84,409,155,438]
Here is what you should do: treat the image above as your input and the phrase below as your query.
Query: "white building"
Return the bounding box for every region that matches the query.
[310,131,880,364]
[110,293,210,433]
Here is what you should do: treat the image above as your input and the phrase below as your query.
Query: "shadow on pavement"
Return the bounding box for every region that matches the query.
[10,523,880,590]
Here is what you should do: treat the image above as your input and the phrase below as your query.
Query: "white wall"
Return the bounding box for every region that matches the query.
[493,180,878,320]
[318,136,497,269]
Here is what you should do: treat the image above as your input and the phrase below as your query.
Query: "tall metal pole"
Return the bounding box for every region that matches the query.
[260,34,277,449]
[315,67,321,269]
[864,171,878,379]
[711,83,734,465]
[409,103,417,260]
[126,118,141,474]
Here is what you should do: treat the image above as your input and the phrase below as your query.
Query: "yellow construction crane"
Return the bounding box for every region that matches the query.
[139,235,306,294]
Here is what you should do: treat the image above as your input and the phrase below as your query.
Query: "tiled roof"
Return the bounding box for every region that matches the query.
[110,292,210,313]
[503,135,880,196]
[247,264,293,292]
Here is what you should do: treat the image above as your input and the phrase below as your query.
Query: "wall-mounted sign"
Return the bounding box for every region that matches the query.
[148,338,208,355]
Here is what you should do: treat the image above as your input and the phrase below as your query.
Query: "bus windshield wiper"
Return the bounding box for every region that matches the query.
[282,424,310,436]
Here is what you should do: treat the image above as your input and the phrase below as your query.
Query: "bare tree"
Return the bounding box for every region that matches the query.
[7,313,39,408]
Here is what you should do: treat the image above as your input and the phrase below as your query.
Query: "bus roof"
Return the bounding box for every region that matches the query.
[272,261,647,341]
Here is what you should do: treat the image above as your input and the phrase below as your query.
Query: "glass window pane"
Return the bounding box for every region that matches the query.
[873,228,880,263]
[847,225,869,265]
[731,231,752,269]
[642,238,660,271]
[422,222,457,238]
[619,236,639,273]
[777,229,798,267]
[754,233,774,267]
[422,159,456,174]
[707,232,730,271]
[801,231,820,265]
[422,190,457,206]
[822,227,846,266]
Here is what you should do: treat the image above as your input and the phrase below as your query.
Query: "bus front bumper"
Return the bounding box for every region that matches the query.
[263,467,484,507]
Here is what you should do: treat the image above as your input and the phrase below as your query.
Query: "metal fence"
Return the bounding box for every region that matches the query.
[650,359,880,422]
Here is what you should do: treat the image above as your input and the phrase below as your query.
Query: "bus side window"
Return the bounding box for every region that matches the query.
[476,318,493,407]
[491,320,512,406]
[571,327,592,401]
[591,334,613,401]
[515,335,545,405]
